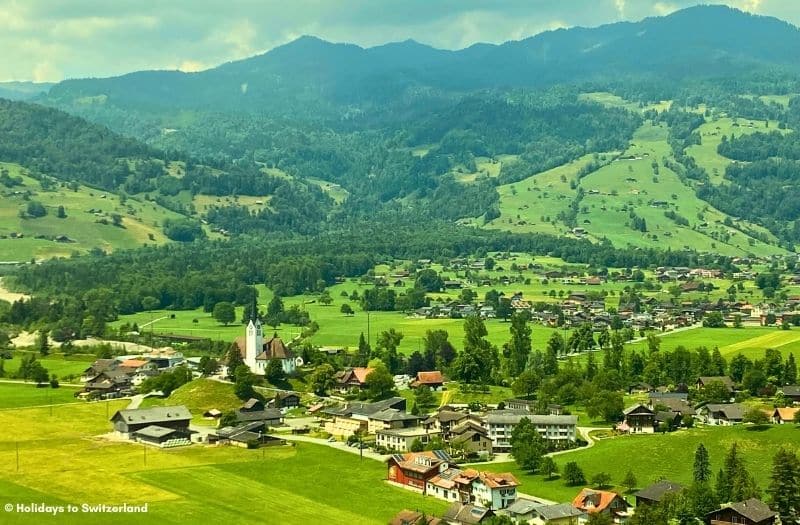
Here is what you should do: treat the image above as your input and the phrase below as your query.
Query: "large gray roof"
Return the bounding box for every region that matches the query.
[133,425,181,439]
[112,405,191,425]
[534,503,585,520]
[634,480,685,503]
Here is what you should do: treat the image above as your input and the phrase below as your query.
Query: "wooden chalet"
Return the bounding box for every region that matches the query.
[386,450,452,492]
[634,480,684,507]
[705,498,777,525]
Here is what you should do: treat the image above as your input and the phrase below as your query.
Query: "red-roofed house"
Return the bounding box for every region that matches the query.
[772,407,799,424]
[411,371,444,390]
[386,450,452,493]
[572,489,631,523]
[336,367,374,393]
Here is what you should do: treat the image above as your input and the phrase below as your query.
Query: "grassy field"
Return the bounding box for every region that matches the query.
[0,163,185,261]
[3,352,96,381]
[480,424,800,503]
[0,382,82,409]
[0,402,446,524]
[140,379,243,425]
[627,326,800,359]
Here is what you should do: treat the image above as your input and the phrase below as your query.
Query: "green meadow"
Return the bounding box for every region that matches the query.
[0,402,446,525]
[0,382,82,409]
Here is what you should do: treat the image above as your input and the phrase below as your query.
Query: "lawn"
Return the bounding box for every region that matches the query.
[0,382,82,409]
[0,401,446,524]
[141,378,242,425]
[480,424,800,503]
[626,326,800,359]
[3,352,96,381]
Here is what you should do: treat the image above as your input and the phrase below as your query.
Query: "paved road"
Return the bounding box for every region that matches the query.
[278,434,390,462]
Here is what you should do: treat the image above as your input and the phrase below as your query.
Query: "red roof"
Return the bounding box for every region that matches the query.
[478,471,519,489]
[120,359,148,368]
[572,489,626,514]
[415,371,444,385]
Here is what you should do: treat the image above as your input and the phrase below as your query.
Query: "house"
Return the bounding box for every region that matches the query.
[696,376,735,392]
[335,367,374,393]
[698,403,744,426]
[267,391,301,409]
[650,397,695,418]
[132,425,191,447]
[110,405,192,438]
[411,371,444,390]
[524,502,585,525]
[704,498,778,525]
[441,502,493,525]
[376,427,441,452]
[471,472,519,510]
[771,406,799,424]
[485,411,577,451]
[619,404,656,433]
[571,489,631,523]
[423,409,469,439]
[389,509,442,525]
[777,385,800,404]
[235,398,283,426]
[426,467,479,503]
[238,315,297,376]
[386,450,452,492]
[450,421,492,457]
[634,480,684,507]
[504,398,536,411]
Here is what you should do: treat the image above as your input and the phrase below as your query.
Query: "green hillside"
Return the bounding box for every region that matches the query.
[0,163,185,261]
[482,109,787,256]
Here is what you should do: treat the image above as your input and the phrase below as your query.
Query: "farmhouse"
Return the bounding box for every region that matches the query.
[704,498,777,525]
[423,409,470,438]
[410,371,444,390]
[698,403,744,425]
[386,450,452,492]
[426,467,479,503]
[696,376,735,392]
[110,405,192,438]
[571,489,631,523]
[776,385,800,404]
[485,410,577,451]
[335,367,374,393]
[267,391,301,409]
[619,404,656,433]
[238,316,297,376]
[520,502,585,525]
[771,407,799,424]
[449,421,492,456]
[634,480,684,507]
[132,425,191,447]
[441,502,493,524]
[236,398,284,426]
[213,421,284,448]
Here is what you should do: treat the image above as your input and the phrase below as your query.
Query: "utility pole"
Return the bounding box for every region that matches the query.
[367,311,371,347]
[16,441,19,472]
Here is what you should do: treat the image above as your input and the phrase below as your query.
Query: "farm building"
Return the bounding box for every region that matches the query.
[132,425,191,448]
[634,480,684,507]
[410,371,444,390]
[571,489,631,522]
[110,405,192,438]
[235,398,283,426]
[386,450,452,493]
[698,403,744,426]
[619,404,656,433]
[704,498,777,525]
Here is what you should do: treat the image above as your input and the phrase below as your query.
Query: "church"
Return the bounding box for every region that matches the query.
[235,316,298,376]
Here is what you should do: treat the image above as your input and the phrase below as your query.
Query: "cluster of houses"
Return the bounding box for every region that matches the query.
[79,349,189,399]
[390,473,780,524]
[619,376,800,433]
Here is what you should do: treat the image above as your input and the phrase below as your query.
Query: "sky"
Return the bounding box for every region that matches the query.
[0,0,797,82]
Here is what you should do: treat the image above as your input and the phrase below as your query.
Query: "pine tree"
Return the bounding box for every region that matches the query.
[694,443,711,482]
[585,350,597,380]
[767,448,800,522]
[508,311,532,377]
[785,353,798,385]
[356,332,371,367]
[544,332,562,375]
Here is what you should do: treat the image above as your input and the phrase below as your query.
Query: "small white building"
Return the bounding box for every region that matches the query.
[471,472,519,510]
[375,427,440,452]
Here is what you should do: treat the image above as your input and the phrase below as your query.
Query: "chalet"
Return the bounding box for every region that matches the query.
[697,376,735,392]
[571,489,631,523]
[485,411,577,451]
[771,407,799,424]
[450,421,492,457]
[426,467,479,503]
[650,397,695,418]
[472,472,519,510]
[441,502,493,525]
[411,371,445,390]
[389,509,442,525]
[267,391,301,409]
[235,398,283,426]
[238,317,297,376]
[335,367,374,393]
[777,385,800,404]
[386,450,452,492]
[620,404,656,434]
[704,498,777,525]
[698,403,744,426]
[634,480,684,507]
[110,405,192,438]
[376,427,440,452]
[423,409,469,439]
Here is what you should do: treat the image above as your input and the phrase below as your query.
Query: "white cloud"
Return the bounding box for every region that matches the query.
[178,60,207,73]
[653,2,679,15]
[615,0,626,18]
